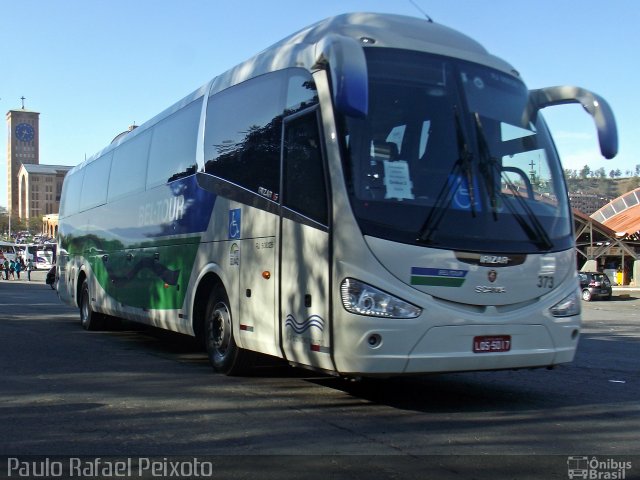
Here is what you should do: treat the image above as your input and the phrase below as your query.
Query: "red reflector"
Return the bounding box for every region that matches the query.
[310,344,321,352]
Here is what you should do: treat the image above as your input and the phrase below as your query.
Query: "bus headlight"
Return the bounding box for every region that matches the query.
[549,290,581,317]
[340,278,422,318]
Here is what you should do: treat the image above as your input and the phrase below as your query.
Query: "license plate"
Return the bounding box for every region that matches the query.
[473,335,511,353]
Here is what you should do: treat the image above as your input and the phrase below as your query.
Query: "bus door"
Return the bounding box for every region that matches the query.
[279,108,334,371]
[237,210,278,357]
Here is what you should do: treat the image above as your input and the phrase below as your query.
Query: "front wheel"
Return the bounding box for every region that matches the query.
[79,279,103,330]
[204,284,253,375]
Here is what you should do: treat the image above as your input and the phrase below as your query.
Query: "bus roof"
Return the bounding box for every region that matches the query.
[73,12,517,172]
[209,12,516,96]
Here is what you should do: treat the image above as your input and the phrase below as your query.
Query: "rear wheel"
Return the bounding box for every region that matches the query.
[581,289,592,302]
[79,279,104,330]
[204,284,253,375]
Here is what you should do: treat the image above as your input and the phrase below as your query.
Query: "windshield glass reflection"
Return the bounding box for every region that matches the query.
[341,48,572,253]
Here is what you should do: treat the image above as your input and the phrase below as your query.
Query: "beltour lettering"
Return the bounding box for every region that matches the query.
[138,195,185,227]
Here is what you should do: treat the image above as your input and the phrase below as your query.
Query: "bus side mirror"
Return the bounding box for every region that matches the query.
[314,34,368,118]
[529,86,618,159]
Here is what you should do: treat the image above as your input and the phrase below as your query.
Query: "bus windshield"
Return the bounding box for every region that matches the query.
[341,48,572,253]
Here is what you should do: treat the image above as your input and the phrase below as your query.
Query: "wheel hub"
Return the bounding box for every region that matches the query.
[209,302,231,357]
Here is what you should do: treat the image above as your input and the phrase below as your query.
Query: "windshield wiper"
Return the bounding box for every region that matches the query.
[417,107,476,244]
[473,113,499,220]
[459,110,477,219]
[473,113,553,250]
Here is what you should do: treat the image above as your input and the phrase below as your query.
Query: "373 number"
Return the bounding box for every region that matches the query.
[537,275,554,288]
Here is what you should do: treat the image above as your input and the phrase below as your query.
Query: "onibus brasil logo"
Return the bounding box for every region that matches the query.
[567,456,632,479]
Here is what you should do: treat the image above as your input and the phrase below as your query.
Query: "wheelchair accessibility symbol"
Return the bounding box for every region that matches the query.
[229,209,241,239]
[453,182,472,209]
[450,174,481,212]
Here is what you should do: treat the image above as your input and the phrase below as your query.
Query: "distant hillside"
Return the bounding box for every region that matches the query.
[565,175,640,199]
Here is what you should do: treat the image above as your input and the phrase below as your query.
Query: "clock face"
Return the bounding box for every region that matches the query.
[15,123,35,142]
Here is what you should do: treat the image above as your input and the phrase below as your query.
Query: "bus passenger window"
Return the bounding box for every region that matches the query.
[283,111,328,225]
[147,98,202,188]
[204,71,286,197]
[286,70,318,113]
[59,170,85,217]
[108,130,151,201]
[79,153,112,210]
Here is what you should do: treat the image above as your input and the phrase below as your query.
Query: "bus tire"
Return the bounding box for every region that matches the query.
[204,284,253,375]
[79,279,103,330]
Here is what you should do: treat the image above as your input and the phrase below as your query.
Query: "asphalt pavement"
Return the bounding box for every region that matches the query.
[0,272,637,480]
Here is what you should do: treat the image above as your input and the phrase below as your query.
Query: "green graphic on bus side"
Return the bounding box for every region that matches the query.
[63,233,200,310]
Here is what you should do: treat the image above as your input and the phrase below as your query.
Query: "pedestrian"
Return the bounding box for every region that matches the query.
[8,259,15,280]
[26,258,33,282]
[15,258,22,280]
[2,259,8,280]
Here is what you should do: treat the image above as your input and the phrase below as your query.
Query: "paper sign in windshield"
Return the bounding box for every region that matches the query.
[383,160,414,200]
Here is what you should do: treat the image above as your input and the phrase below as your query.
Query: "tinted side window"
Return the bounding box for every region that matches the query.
[204,71,286,196]
[286,71,318,114]
[79,153,112,210]
[108,131,151,201]
[147,98,202,188]
[60,170,85,217]
[283,110,328,225]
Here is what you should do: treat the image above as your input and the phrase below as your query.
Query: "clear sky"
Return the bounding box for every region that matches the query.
[1,0,638,209]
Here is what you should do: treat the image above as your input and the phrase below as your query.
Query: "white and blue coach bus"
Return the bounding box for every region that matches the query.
[56,13,617,376]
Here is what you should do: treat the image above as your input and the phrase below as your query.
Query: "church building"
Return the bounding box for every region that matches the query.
[6,101,72,221]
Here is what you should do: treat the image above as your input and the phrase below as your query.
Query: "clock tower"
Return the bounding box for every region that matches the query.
[6,106,40,216]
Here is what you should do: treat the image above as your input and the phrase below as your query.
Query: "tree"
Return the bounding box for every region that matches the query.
[0,210,27,241]
[580,165,591,179]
